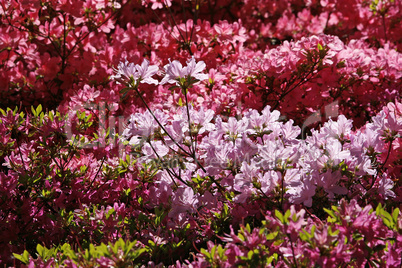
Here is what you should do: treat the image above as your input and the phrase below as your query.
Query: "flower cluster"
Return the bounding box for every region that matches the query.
[191,201,402,267]
[121,99,400,211]
[6,100,401,266]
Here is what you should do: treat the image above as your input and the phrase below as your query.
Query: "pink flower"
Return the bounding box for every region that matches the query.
[189,108,215,134]
[185,56,209,81]
[135,59,159,85]
[111,59,158,85]
[141,140,169,162]
[287,175,316,206]
[142,0,172,10]
[111,58,136,84]
[160,56,208,85]
[160,59,186,85]
[322,115,353,141]
[319,171,348,199]
[122,109,167,144]
[169,186,199,218]
[221,117,249,140]
[375,174,396,199]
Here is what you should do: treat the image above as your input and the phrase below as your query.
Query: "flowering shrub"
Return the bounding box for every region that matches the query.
[0,0,401,266]
[191,201,402,267]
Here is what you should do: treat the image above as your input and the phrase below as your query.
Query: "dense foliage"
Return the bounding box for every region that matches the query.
[0,0,401,266]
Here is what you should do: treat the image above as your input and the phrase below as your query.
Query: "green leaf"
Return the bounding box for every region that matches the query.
[31,106,37,117]
[383,214,393,228]
[85,113,92,122]
[36,104,42,115]
[267,255,275,265]
[49,111,54,121]
[324,208,337,223]
[376,203,394,229]
[275,210,284,223]
[106,208,115,219]
[120,87,130,95]
[284,209,291,223]
[245,223,251,233]
[192,174,204,184]
[217,245,226,258]
[60,243,78,260]
[211,245,216,258]
[168,85,179,92]
[392,208,400,223]
[13,251,30,264]
[98,243,109,256]
[201,248,211,259]
[247,250,253,259]
[328,226,339,236]
[147,239,156,248]
[222,203,229,218]
[376,202,383,215]
[124,241,135,256]
[300,225,316,242]
[83,248,91,261]
[89,244,97,258]
[266,231,278,240]
[131,247,146,261]
[238,233,245,241]
[36,244,44,258]
[114,238,125,252]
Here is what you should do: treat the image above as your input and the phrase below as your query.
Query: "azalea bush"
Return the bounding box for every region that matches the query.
[0,0,401,267]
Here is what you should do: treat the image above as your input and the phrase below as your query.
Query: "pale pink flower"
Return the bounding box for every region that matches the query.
[122,109,167,144]
[169,186,199,218]
[141,140,169,161]
[111,58,136,84]
[376,174,396,199]
[160,57,208,85]
[221,117,249,140]
[135,59,159,85]
[112,58,158,85]
[185,56,209,81]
